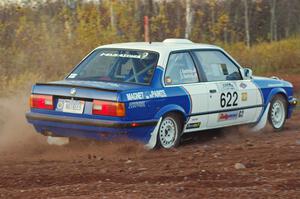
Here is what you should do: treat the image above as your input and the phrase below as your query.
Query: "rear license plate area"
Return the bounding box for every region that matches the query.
[56,99,85,114]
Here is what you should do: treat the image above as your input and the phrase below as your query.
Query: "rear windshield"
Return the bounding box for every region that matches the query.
[67,49,159,85]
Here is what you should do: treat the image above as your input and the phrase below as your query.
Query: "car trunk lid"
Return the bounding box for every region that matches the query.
[33,80,145,101]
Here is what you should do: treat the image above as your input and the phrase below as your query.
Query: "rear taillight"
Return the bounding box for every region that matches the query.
[92,100,125,117]
[30,94,54,110]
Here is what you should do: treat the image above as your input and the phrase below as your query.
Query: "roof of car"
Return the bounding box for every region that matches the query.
[96,39,220,54]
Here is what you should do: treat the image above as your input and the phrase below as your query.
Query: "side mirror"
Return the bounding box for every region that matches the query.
[243,68,253,79]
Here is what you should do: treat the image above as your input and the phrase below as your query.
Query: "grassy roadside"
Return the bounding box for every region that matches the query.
[223,36,300,75]
[0,36,300,96]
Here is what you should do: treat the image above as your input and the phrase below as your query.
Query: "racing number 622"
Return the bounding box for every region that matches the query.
[220,92,238,108]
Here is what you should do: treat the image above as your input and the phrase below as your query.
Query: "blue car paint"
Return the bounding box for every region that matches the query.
[30,118,154,142]
[120,67,191,121]
[27,66,190,143]
[27,67,296,144]
[253,76,294,119]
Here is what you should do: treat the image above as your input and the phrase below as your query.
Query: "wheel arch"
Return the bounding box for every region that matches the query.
[249,88,289,132]
[266,88,288,106]
[154,104,187,122]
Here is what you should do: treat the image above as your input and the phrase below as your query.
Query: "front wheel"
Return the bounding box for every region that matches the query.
[268,95,287,131]
[157,113,183,149]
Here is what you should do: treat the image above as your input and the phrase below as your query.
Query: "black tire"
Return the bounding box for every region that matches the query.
[268,95,287,131]
[157,113,183,149]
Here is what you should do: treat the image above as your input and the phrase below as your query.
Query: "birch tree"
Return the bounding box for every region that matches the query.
[243,0,250,48]
[270,0,277,41]
[110,0,117,32]
[185,0,193,39]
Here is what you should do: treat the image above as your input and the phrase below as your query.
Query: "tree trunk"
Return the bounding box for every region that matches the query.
[243,0,250,48]
[176,1,181,37]
[110,1,117,32]
[185,0,193,39]
[64,0,77,39]
[144,0,154,17]
[270,0,277,42]
[210,2,216,41]
[285,0,291,38]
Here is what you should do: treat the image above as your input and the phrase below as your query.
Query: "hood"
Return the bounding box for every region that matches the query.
[252,76,293,88]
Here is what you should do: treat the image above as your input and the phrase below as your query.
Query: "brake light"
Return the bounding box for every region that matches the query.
[30,94,54,110]
[92,100,125,117]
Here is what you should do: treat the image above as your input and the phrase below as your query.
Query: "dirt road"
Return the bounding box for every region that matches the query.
[0,75,299,199]
[0,113,300,199]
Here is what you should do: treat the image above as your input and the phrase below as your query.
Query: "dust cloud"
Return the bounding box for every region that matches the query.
[1,95,269,162]
[0,95,44,151]
[0,95,146,162]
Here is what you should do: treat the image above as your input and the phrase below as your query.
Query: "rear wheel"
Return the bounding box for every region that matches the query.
[157,113,183,149]
[268,95,287,131]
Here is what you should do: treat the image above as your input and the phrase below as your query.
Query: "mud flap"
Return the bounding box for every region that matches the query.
[251,104,270,132]
[145,117,162,149]
[47,136,70,146]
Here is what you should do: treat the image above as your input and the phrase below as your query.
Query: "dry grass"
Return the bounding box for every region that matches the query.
[223,36,300,74]
[1,36,300,96]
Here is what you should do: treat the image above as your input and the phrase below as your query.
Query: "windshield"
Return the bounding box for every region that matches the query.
[67,49,159,85]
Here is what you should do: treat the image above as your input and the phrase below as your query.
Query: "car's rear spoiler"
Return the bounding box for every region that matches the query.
[33,82,120,101]
[35,82,120,92]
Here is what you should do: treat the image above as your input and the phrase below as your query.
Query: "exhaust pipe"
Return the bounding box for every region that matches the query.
[47,136,69,146]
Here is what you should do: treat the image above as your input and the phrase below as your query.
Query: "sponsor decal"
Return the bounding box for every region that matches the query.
[99,52,148,59]
[145,90,167,99]
[57,101,64,109]
[239,82,247,89]
[218,110,244,121]
[179,68,197,79]
[186,122,201,129]
[191,117,199,122]
[128,101,146,109]
[219,82,235,91]
[241,92,248,101]
[126,92,144,101]
[126,90,167,101]
[141,52,149,59]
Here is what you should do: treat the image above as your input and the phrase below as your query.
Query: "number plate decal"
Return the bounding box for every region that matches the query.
[220,91,239,108]
[62,99,85,114]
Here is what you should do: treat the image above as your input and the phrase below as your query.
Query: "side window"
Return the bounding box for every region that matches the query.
[194,51,242,81]
[165,52,199,85]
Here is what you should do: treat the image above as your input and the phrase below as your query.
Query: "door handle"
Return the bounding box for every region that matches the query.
[209,89,217,93]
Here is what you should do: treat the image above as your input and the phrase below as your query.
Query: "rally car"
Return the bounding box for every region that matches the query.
[26,39,298,149]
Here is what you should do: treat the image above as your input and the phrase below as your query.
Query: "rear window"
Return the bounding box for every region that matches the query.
[68,49,159,85]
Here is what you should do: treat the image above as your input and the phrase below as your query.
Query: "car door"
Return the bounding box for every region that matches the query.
[192,50,263,128]
[164,51,210,132]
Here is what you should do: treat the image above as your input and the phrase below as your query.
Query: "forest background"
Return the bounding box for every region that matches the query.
[0,0,299,95]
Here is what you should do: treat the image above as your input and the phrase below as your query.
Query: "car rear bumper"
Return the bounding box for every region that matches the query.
[26,112,158,142]
[26,112,157,128]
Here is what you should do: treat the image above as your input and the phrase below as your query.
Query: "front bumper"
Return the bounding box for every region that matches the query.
[26,112,158,142]
[289,97,298,106]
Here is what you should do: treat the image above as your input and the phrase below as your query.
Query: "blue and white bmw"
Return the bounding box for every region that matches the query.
[26,39,298,149]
